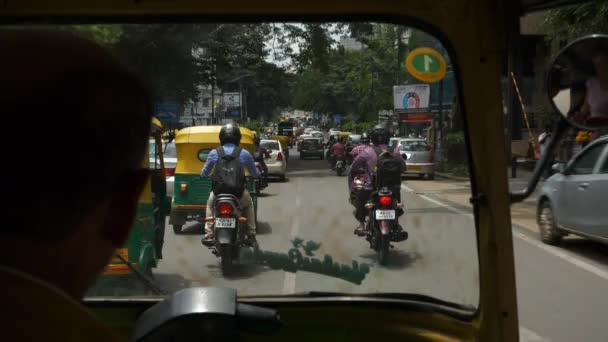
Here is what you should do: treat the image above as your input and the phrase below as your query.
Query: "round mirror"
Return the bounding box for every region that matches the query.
[548,34,608,130]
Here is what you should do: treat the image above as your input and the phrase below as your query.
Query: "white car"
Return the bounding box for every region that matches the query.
[149,140,177,196]
[260,139,287,181]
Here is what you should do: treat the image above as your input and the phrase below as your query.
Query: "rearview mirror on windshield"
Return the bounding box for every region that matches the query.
[547,34,608,130]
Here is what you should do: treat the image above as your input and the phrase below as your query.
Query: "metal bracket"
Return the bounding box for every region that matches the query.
[469,193,487,206]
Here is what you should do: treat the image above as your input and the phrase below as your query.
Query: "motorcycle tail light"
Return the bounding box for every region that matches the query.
[217,203,234,217]
[379,196,392,206]
[429,147,434,163]
[165,168,175,176]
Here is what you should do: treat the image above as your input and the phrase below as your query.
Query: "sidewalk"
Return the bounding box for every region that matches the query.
[436,167,535,184]
[410,168,542,234]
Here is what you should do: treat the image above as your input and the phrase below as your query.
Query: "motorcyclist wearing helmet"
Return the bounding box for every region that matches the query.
[253,135,271,180]
[349,125,406,235]
[200,123,259,245]
[349,132,372,159]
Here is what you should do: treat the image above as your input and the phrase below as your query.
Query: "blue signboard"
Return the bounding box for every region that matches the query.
[313,112,319,120]
[353,115,359,123]
[231,110,240,116]
[333,114,341,124]
[155,102,180,124]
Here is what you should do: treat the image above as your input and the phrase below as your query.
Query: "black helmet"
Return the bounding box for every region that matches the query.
[219,123,242,145]
[370,124,389,145]
[361,132,370,144]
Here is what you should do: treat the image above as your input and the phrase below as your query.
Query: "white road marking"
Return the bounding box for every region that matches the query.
[403,184,555,341]
[402,184,608,280]
[283,179,300,294]
[513,231,608,281]
[520,326,550,342]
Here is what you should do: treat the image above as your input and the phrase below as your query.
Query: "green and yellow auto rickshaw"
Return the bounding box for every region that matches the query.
[169,126,258,234]
[90,117,171,294]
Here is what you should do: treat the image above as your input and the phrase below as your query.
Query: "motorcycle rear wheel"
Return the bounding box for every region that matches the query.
[378,235,390,265]
[219,245,233,274]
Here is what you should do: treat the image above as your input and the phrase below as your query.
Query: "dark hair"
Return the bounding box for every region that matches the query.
[1,30,152,241]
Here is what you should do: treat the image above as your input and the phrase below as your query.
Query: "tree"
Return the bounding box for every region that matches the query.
[543,1,608,44]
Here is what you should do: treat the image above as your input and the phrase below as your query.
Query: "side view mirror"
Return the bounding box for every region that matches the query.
[401,153,408,160]
[267,150,273,154]
[551,162,565,174]
[547,34,608,131]
[512,34,608,204]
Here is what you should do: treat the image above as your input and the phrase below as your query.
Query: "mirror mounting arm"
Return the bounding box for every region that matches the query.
[510,118,569,203]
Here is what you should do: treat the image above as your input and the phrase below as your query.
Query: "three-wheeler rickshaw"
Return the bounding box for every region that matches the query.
[169,126,258,234]
[89,117,171,295]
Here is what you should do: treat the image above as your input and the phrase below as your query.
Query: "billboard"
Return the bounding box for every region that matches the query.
[155,101,180,124]
[393,84,430,113]
[223,92,241,108]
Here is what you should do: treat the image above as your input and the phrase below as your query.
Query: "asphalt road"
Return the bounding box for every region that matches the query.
[152,147,608,342]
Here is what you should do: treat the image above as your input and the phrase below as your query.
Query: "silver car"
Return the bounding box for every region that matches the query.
[537,136,608,245]
[398,138,434,180]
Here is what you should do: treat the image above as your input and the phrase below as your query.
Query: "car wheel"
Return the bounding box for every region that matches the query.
[172,224,182,234]
[537,200,562,245]
[427,173,435,180]
[279,175,286,182]
[300,154,304,160]
[419,173,425,179]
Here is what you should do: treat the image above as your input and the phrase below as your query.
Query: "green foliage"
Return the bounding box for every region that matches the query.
[443,131,465,147]
[71,25,123,45]
[243,119,262,132]
[543,1,608,44]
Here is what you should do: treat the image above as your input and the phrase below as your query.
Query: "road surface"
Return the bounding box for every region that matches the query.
[150,147,608,342]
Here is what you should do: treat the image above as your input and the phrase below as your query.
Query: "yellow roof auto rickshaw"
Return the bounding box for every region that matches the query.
[89,117,170,295]
[338,131,351,143]
[9,1,608,342]
[169,125,258,234]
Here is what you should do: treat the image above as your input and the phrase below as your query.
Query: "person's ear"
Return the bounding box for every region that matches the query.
[101,169,150,247]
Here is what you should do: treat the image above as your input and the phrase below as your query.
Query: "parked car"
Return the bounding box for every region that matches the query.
[398,138,434,180]
[260,139,287,181]
[300,138,324,160]
[537,136,608,246]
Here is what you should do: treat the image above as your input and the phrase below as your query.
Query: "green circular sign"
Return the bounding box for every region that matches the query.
[405,47,447,83]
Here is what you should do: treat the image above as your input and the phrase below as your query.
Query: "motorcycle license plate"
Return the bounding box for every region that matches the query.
[375,210,395,220]
[215,218,236,228]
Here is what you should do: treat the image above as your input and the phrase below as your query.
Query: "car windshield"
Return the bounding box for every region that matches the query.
[261,141,279,150]
[35,22,477,310]
[400,140,431,151]
[164,143,177,159]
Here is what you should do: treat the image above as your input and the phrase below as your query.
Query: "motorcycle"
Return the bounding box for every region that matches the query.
[206,194,253,274]
[335,153,346,176]
[253,162,268,194]
[364,187,408,265]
